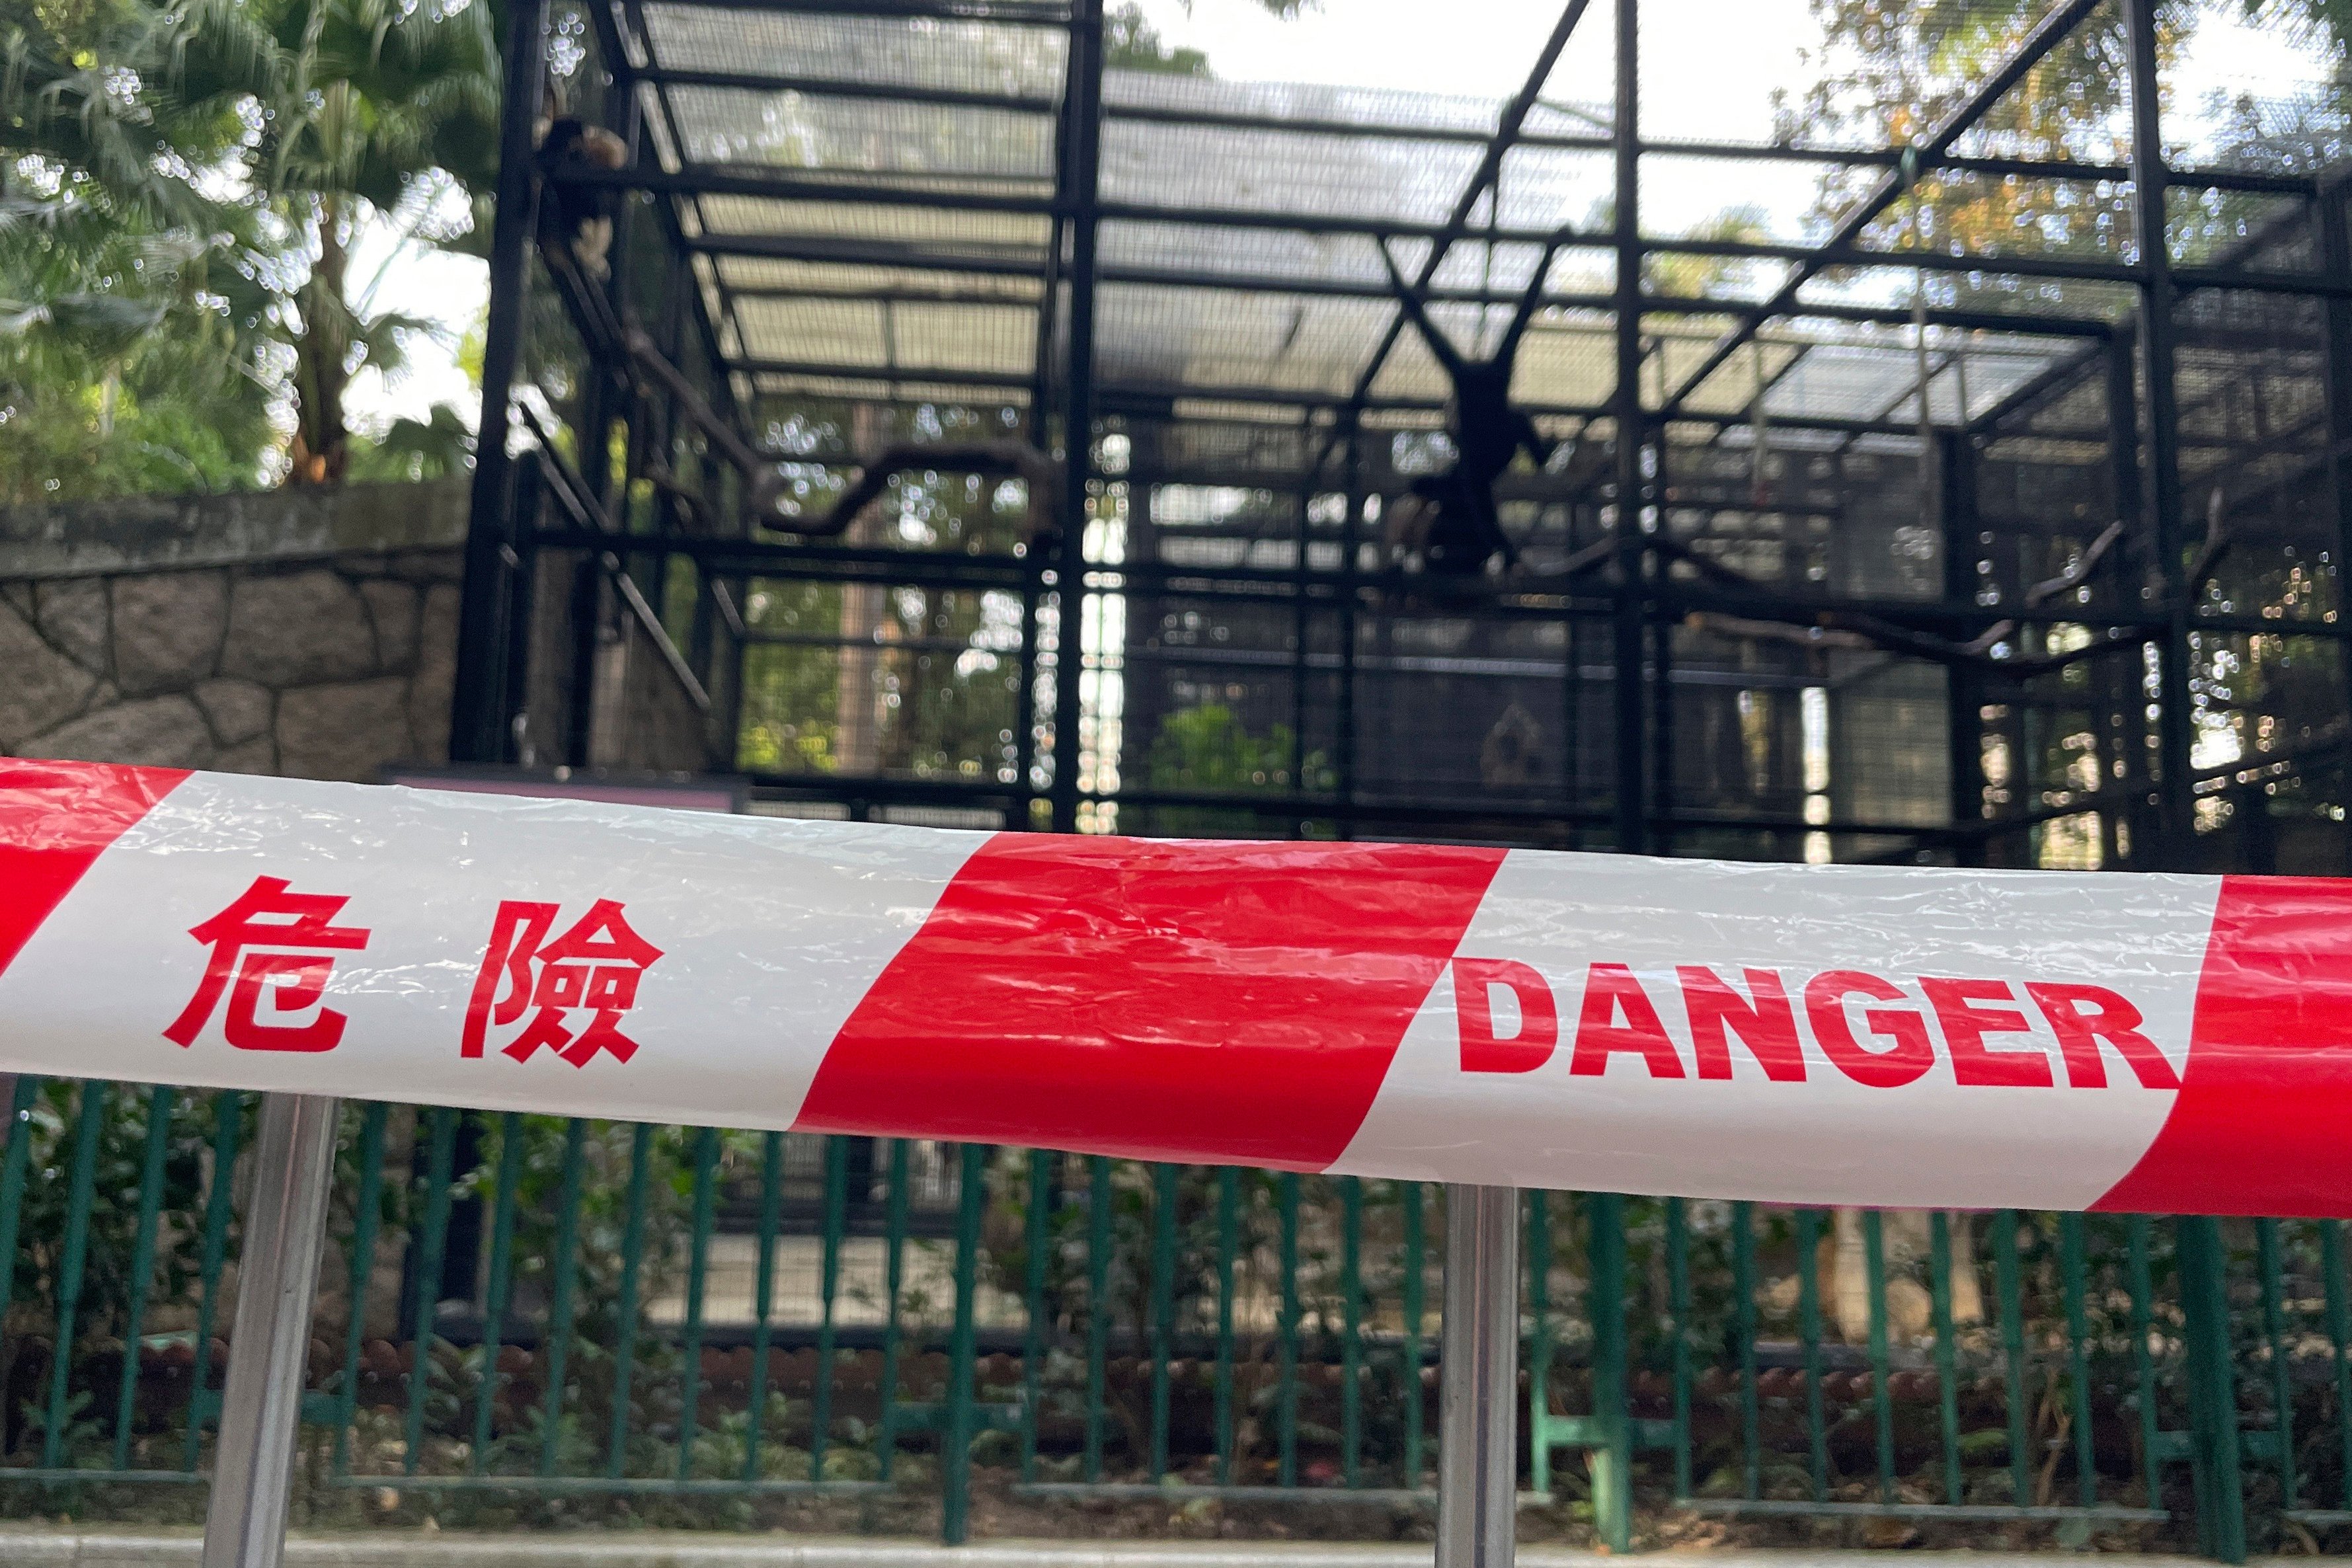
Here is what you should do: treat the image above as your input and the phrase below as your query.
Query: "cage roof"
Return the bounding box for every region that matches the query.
[616,0,2342,448]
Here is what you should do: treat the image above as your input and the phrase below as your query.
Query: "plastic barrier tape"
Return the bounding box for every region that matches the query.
[2,758,2347,1216]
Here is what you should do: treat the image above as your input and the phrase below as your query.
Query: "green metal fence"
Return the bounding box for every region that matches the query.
[0,1074,2335,1559]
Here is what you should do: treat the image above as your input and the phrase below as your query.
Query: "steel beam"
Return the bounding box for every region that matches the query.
[709,253,2112,339]
[1641,138,2312,195]
[450,0,550,765]
[1326,0,1599,422]
[582,50,647,514]
[637,65,1056,113]
[1656,0,2109,420]
[1939,425,1987,867]
[605,0,747,422]
[620,71,2310,202]
[1048,0,1103,834]
[2124,0,2195,865]
[737,354,1036,387]
[650,0,1070,22]
[721,273,2111,340]
[2320,185,2352,769]
[1610,0,1647,855]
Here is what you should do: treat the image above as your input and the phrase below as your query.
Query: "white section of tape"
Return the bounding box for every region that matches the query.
[0,774,981,1126]
[1329,849,2218,1208]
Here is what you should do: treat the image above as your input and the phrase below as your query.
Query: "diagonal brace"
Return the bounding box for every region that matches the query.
[1657,0,2109,421]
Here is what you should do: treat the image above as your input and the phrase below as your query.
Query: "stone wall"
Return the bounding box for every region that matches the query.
[0,478,722,781]
[0,481,468,779]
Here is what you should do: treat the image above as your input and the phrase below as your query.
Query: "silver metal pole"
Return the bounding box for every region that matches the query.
[1437,1183,1520,1568]
[202,1093,342,1568]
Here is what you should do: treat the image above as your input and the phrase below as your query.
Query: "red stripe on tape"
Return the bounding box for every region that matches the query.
[799,834,1507,1168]
[0,759,189,976]
[2094,875,2352,1217]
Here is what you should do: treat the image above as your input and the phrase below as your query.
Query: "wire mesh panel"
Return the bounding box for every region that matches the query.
[1349,612,1587,807]
[735,578,1029,787]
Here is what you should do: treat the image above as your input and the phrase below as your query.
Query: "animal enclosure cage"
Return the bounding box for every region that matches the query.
[453,0,2352,878]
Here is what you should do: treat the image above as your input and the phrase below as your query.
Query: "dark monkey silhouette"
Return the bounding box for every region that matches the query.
[1376,230,1574,576]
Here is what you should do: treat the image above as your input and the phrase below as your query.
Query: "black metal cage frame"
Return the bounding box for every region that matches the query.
[448,0,2352,873]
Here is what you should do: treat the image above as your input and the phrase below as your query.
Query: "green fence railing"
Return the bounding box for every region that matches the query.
[0,1075,2333,1559]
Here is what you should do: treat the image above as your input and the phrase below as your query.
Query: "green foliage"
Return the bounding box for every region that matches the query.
[1649,204,1778,299]
[1148,703,1300,791]
[3,0,251,219]
[1103,0,1328,77]
[0,1079,225,1473]
[344,400,475,483]
[0,0,278,499]
[0,0,498,497]
[1142,703,1329,836]
[1792,0,2143,297]
[1796,0,2352,297]
[736,403,1034,783]
[231,0,500,481]
[0,359,270,502]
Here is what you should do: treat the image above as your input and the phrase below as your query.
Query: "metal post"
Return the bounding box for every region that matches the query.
[1581,1191,1637,1550]
[1940,424,1984,866]
[1610,0,1647,855]
[2103,327,2152,864]
[2174,1214,2248,1563]
[583,56,645,514]
[939,1142,987,1544]
[2316,186,2352,748]
[1048,0,1104,834]
[200,1093,342,1568]
[1438,1183,1519,1568]
[1290,463,1313,828]
[2123,0,2195,865]
[450,0,551,764]
[1337,414,1363,834]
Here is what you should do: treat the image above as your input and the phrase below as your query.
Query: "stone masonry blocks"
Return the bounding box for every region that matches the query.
[407,582,461,764]
[212,736,278,774]
[276,677,414,782]
[0,598,101,750]
[35,578,110,675]
[34,695,214,769]
[360,579,422,670]
[112,572,228,693]
[3,487,469,780]
[193,678,274,746]
[221,568,378,687]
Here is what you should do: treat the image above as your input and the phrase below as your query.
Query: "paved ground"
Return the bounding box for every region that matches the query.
[0,1535,2333,1568]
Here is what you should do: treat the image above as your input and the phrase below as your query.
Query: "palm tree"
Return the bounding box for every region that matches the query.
[3,0,500,490]
[0,186,280,500]
[231,0,499,482]
[0,0,280,498]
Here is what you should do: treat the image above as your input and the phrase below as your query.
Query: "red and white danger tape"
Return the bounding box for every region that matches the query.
[1,758,2345,1216]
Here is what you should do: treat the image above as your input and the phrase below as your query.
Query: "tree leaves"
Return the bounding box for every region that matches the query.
[1,0,502,492]
[0,288,169,340]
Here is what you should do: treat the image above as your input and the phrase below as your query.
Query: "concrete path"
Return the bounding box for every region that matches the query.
[0,1534,2336,1568]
